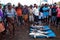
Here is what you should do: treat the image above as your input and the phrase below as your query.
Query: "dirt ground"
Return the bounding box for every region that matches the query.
[0,22,60,40]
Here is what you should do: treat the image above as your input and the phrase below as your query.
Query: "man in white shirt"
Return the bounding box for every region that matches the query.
[29,5,34,22]
[33,4,39,23]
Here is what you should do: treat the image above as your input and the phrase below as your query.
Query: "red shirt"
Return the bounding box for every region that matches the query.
[16,7,22,16]
[57,7,60,17]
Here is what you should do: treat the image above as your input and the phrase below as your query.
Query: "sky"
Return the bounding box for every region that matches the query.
[0,0,60,6]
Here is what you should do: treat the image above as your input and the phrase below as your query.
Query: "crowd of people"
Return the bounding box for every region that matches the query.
[0,2,60,39]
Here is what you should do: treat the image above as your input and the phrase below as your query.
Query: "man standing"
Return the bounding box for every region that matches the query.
[42,4,49,23]
[33,4,39,23]
[5,3,17,36]
[29,5,34,23]
[16,3,23,25]
[56,6,60,28]
[51,4,57,25]
[0,4,3,22]
[0,4,5,33]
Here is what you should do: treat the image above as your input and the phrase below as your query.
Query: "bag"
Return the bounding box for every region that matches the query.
[0,23,5,33]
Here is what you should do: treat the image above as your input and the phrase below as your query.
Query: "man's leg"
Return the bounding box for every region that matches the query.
[20,16,23,24]
[18,16,21,25]
[29,15,31,22]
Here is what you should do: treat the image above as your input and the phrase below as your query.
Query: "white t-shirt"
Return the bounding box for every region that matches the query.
[33,7,39,16]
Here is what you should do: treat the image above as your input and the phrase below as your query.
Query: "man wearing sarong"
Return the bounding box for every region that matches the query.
[22,5,29,22]
[5,3,17,37]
